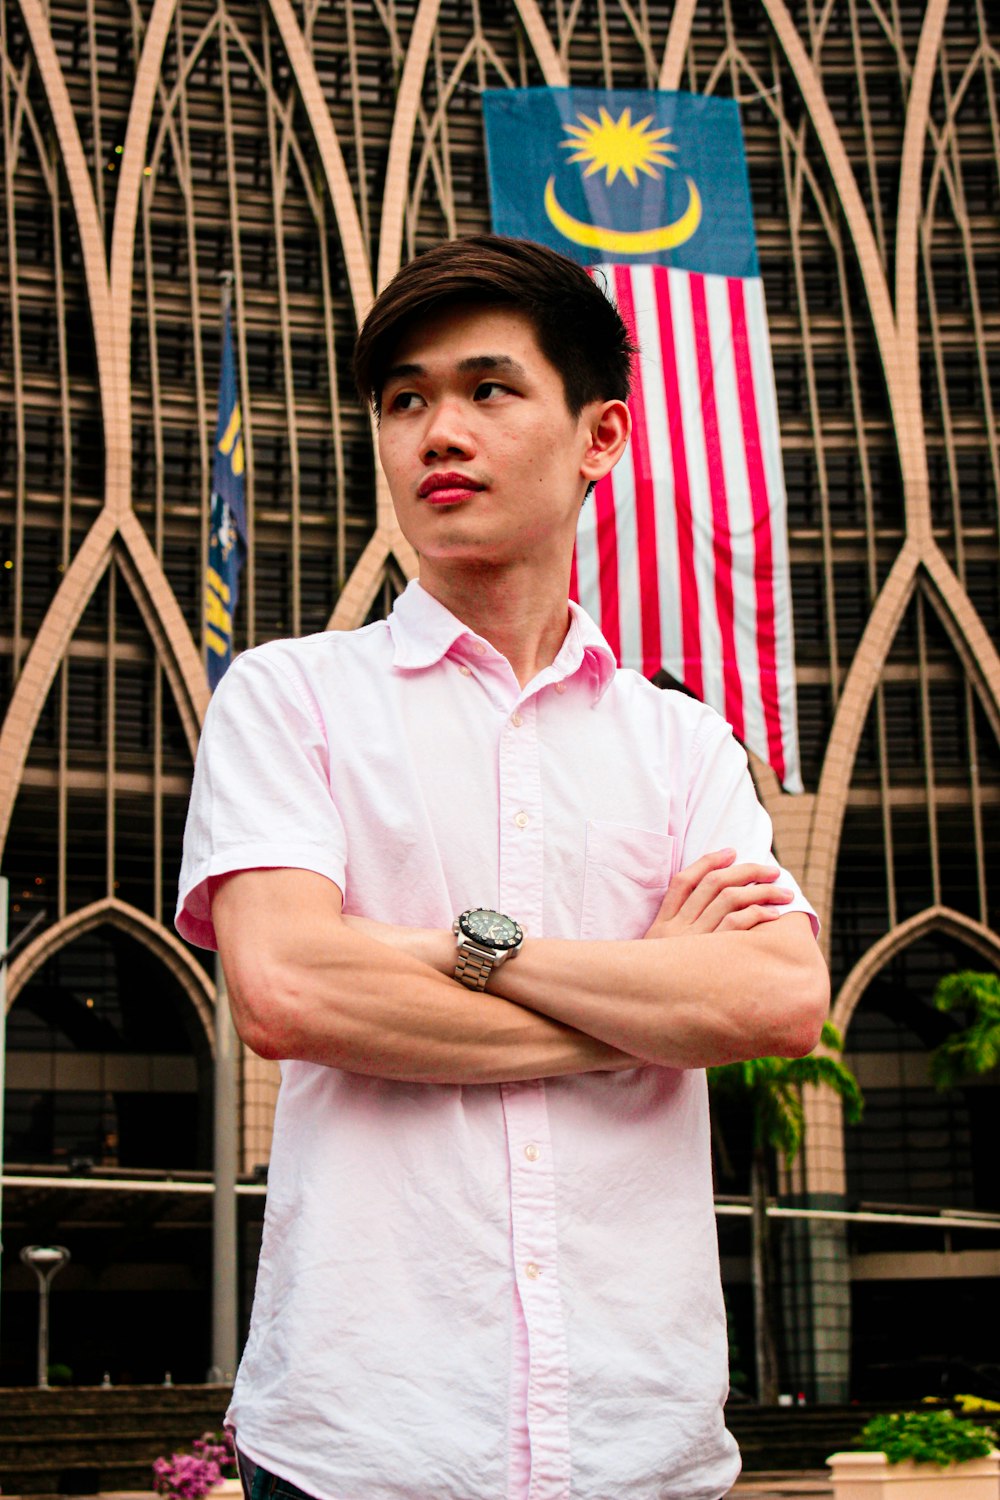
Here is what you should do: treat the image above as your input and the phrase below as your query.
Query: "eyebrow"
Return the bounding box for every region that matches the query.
[382,354,529,384]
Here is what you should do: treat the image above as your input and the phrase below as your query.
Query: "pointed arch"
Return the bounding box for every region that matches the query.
[376,0,446,295]
[658,0,698,91]
[805,539,921,921]
[0,519,208,858]
[921,543,1000,743]
[0,511,117,852]
[266,0,373,324]
[511,0,567,87]
[5,896,216,1055]
[116,512,210,753]
[832,906,1000,1042]
[326,524,417,632]
[758,0,915,470]
[893,0,949,539]
[104,0,179,518]
[18,0,116,403]
[807,539,1000,930]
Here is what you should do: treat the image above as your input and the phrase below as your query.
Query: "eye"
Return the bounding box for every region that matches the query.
[386,389,424,413]
[473,380,511,401]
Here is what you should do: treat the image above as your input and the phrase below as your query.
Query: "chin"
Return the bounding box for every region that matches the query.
[411,521,507,556]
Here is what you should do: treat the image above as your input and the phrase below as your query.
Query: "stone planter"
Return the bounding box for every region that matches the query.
[827,1449,1000,1499]
[211,1479,244,1497]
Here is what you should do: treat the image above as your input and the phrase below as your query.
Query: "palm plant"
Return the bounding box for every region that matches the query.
[708,1021,863,1406]
[930,971,1000,1088]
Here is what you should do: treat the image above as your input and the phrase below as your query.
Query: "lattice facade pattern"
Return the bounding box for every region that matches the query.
[1,0,999,1208]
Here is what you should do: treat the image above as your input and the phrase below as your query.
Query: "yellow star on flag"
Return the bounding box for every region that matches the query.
[560,107,677,187]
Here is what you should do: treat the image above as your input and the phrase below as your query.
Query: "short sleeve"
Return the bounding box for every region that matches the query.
[175,646,348,950]
[681,709,819,936]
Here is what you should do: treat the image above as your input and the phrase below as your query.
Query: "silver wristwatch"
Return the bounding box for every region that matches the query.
[453,907,525,991]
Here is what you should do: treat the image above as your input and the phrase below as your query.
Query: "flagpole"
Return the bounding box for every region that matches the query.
[210,268,239,1386]
[210,951,239,1383]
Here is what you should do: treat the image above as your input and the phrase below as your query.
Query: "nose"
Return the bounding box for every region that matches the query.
[419,399,474,464]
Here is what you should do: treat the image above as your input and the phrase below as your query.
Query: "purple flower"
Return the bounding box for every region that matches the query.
[151,1451,223,1499]
[193,1430,238,1480]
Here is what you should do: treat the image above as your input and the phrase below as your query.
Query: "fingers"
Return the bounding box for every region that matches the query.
[716,900,788,933]
[650,849,796,939]
[694,876,793,933]
[654,848,737,923]
[677,859,788,928]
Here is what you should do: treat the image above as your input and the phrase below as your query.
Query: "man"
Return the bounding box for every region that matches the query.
[177,235,828,1500]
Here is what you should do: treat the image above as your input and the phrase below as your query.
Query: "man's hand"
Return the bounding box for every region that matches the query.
[645,848,794,939]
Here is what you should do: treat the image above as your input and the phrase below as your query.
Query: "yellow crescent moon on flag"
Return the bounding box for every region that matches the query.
[543,174,703,255]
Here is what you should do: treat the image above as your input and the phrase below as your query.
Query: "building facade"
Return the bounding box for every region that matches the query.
[1,0,998,1397]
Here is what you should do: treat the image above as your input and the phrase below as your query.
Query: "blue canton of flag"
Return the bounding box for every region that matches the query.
[206,304,247,692]
[483,87,757,277]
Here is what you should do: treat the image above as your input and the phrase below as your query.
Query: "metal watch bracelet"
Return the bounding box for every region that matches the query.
[454,942,498,991]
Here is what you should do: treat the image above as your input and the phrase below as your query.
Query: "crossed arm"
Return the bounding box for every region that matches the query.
[211,851,829,1084]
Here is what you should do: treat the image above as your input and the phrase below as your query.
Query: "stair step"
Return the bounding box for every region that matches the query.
[2,1391,995,1492]
[0,1388,233,1496]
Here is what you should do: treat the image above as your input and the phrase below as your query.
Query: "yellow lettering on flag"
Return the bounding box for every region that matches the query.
[205,567,232,641]
[219,405,246,476]
[207,567,231,604]
[205,591,232,636]
[219,404,241,456]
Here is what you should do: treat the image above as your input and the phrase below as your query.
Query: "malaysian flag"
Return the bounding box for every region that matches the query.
[483,88,802,792]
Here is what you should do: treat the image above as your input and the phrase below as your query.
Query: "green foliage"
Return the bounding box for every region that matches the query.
[852,1409,997,1466]
[931,971,1000,1089]
[954,1394,1000,1415]
[708,1020,863,1165]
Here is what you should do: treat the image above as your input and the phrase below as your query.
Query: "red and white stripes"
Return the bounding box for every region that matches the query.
[573,263,802,792]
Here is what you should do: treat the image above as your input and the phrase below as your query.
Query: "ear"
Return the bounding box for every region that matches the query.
[579,399,631,485]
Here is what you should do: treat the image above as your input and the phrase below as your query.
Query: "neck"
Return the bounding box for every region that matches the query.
[418,558,573,688]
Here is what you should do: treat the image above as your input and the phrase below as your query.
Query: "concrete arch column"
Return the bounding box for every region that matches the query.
[785,906,1000,1403]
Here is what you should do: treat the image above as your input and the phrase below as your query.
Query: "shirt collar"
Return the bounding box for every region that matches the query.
[387,580,618,704]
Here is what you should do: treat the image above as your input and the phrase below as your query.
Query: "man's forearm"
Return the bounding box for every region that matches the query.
[213,869,827,1082]
[492,916,828,1065]
[379,914,829,1068]
[213,875,639,1083]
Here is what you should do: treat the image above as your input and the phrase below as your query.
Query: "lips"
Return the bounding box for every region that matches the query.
[418,472,485,504]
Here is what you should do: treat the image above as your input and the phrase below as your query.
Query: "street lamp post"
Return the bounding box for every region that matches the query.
[20,1245,70,1388]
[0,877,48,1365]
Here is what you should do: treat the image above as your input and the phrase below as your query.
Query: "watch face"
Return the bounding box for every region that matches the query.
[462,908,522,949]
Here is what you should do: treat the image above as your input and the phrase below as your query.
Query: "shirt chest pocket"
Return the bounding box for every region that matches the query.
[579,821,677,941]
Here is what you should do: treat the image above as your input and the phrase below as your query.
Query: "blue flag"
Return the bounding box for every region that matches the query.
[205,305,247,691]
[482,87,757,278]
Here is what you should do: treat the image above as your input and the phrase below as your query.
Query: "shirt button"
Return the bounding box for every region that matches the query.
[524,1144,540,1162]
[525,1261,541,1279]
[458,665,471,676]
[554,681,567,694]
[474,642,487,655]
[510,712,523,728]
[514,811,529,829]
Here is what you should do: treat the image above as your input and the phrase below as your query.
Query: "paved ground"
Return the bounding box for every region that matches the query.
[727,1476,833,1497]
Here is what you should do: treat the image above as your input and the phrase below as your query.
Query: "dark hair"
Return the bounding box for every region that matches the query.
[353,235,635,416]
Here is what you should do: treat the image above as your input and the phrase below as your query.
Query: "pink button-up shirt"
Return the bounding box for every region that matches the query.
[177,581,815,1500]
